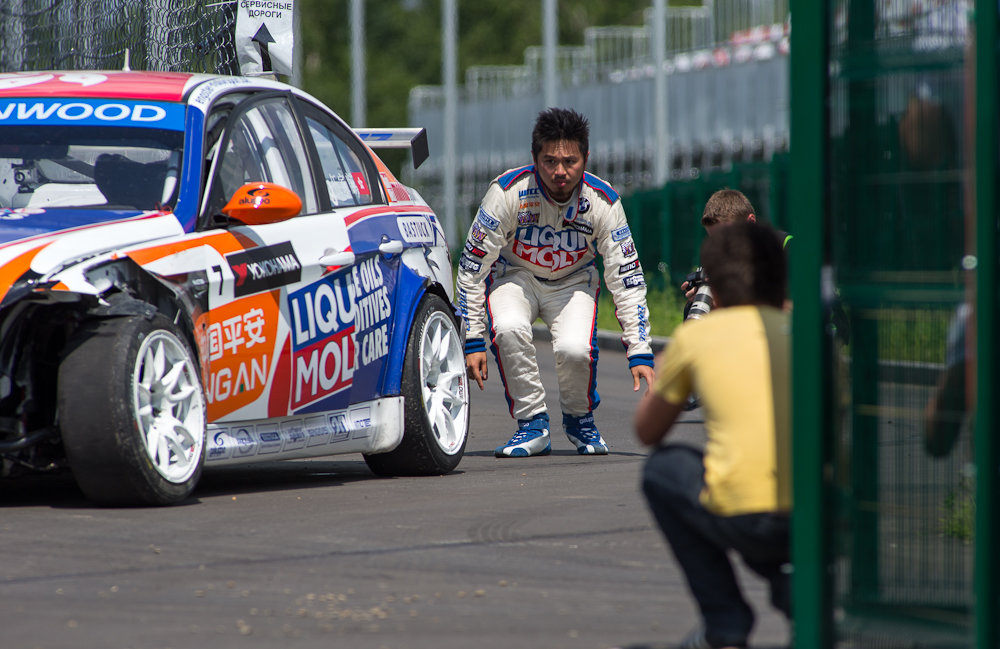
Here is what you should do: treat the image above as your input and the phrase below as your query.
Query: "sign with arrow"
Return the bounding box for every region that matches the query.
[235,0,295,77]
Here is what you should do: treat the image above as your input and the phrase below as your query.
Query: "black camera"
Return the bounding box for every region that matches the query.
[683,267,714,321]
[684,267,707,290]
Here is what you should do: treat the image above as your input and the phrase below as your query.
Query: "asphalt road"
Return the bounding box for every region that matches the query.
[0,340,789,649]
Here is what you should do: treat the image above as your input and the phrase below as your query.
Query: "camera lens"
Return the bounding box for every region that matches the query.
[685,285,715,320]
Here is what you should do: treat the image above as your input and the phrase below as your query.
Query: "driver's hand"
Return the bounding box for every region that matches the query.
[466,351,488,390]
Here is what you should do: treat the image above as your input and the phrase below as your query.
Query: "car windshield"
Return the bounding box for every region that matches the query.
[0,125,184,211]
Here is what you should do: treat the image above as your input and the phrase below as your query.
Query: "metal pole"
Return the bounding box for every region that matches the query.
[291,0,303,86]
[350,0,366,127]
[789,0,832,647]
[443,0,458,246]
[542,0,557,109]
[974,1,999,647]
[652,0,667,186]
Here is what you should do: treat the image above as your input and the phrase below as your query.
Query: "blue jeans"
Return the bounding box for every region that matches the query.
[642,444,790,647]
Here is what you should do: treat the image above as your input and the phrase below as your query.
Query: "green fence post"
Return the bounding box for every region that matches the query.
[790,1,832,648]
[974,3,998,648]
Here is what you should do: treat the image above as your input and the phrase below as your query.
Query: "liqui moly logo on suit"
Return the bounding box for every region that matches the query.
[513,225,589,271]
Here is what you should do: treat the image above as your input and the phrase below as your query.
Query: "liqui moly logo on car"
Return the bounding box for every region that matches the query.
[513,225,589,271]
[287,273,357,410]
[0,99,184,130]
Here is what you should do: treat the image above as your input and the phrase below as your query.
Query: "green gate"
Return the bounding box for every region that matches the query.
[790,2,998,648]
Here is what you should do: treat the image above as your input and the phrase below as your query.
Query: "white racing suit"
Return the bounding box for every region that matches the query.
[455,165,653,421]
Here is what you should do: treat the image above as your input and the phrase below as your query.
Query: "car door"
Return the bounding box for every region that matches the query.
[199,92,364,424]
[293,100,404,406]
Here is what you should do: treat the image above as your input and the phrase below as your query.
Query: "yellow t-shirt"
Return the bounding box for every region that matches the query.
[653,305,791,516]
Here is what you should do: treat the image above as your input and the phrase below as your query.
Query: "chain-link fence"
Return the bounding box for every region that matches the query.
[0,0,238,74]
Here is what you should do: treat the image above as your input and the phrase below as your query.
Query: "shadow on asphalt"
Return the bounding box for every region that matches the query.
[195,459,467,498]
[463,448,648,458]
[613,644,788,649]
[0,460,469,508]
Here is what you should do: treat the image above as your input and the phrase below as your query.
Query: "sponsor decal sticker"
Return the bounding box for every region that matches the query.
[0,98,184,130]
[379,172,410,202]
[578,196,591,214]
[457,288,470,329]
[623,274,646,288]
[569,221,593,235]
[397,215,435,244]
[516,210,539,226]
[476,207,499,231]
[612,225,631,242]
[351,406,373,438]
[304,414,331,446]
[620,240,636,257]
[232,427,257,457]
[465,241,487,258]
[226,241,302,298]
[0,207,39,220]
[256,424,282,454]
[470,221,487,242]
[288,272,357,410]
[518,187,540,199]
[459,254,482,273]
[351,172,371,196]
[208,429,234,461]
[513,225,590,272]
[199,294,280,420]
[329,412,351,443]
[281,420,307,450]
[352,257,391,367]
[618,260,640,275]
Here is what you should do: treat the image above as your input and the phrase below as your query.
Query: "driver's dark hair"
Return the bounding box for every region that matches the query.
[531,108,590,159]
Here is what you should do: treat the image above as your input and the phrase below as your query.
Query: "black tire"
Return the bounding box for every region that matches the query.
[364,294,469,476]
[58,314,206,506]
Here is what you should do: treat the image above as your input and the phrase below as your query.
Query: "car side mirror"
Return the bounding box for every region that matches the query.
[222,182,302,225]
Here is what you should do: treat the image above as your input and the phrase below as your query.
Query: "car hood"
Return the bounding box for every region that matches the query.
[0,207,150,245]
[0,208,186,306]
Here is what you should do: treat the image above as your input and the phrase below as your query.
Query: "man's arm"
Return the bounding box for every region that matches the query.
[455,183,511,386]
[634,389,684,446]
[593,199,654,369]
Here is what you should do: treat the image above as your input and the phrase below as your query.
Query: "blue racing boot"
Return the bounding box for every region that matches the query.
[562,412,608,455]
[495,413,551,458]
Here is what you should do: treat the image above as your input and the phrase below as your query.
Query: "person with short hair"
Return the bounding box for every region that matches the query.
[699,188,757,233]
[635,221,792,649]
[682,188,791,319]
[456,107,655,458]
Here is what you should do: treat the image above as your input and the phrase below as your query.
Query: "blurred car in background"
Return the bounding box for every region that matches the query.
[0,70,468,506]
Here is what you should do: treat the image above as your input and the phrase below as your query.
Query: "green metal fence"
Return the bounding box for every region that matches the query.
[625,3,996,647]
[622,155,790,290]
[787,2,998,648]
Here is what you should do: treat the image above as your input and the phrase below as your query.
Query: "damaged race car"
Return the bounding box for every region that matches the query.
[0,70,469,506]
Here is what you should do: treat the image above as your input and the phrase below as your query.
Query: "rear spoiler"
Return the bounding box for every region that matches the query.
[354,127,429,169]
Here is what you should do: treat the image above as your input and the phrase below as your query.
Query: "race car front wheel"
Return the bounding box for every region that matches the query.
[58,314,206,506]
[365,294,469,476]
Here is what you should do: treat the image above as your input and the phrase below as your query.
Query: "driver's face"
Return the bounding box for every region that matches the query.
[534,139,586,203]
